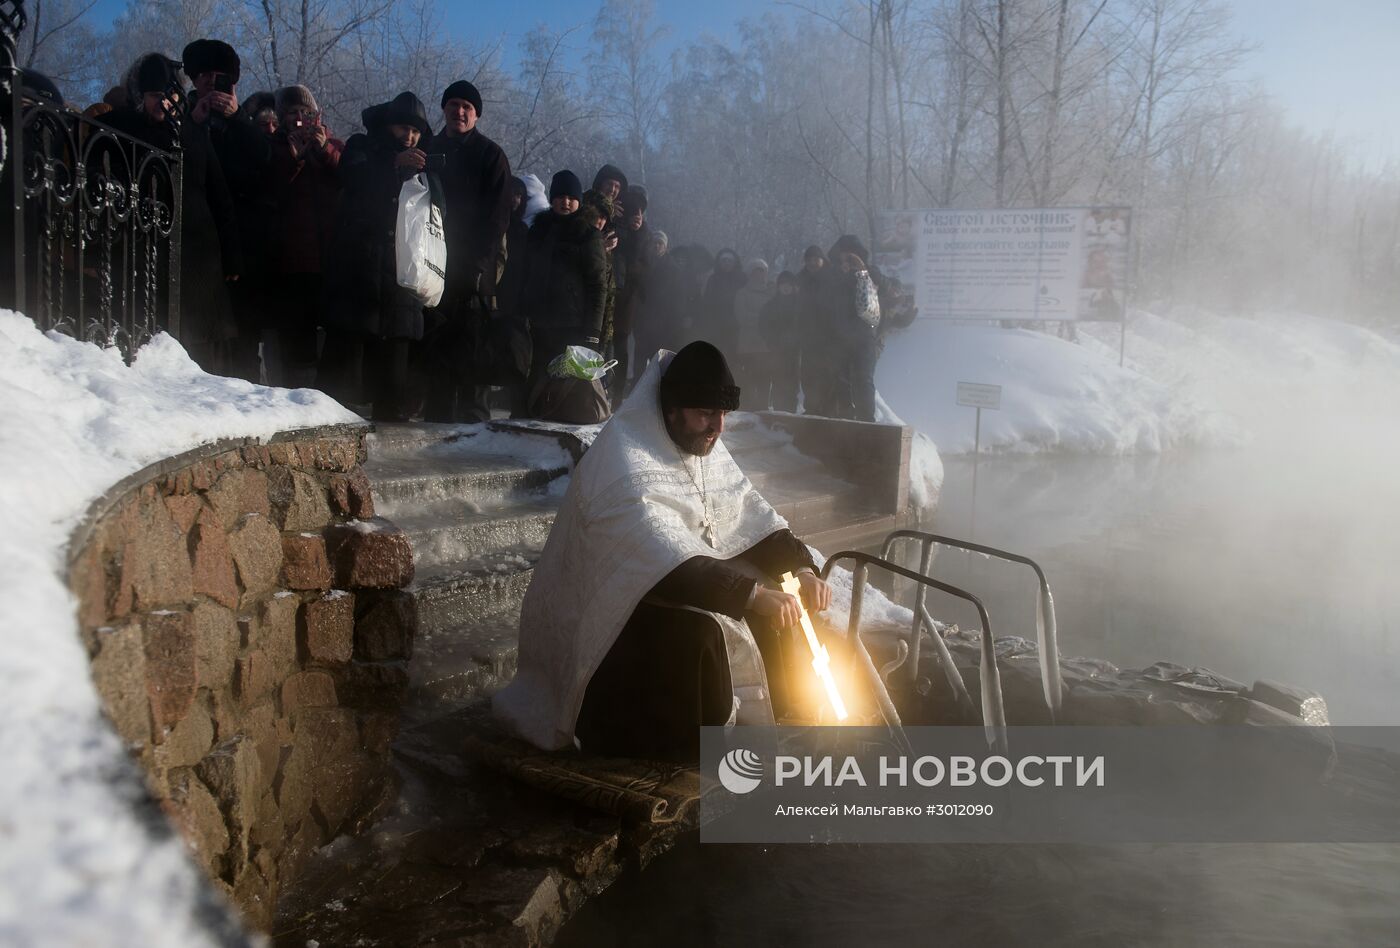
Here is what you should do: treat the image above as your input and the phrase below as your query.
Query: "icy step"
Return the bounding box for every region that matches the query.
[405,608,521,721]
[395,495,560,572]
[365,453,568,520]
[409,547,541,634]
[366,421,482,458]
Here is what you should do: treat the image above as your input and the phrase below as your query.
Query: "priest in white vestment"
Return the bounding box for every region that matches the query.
[493,341,832,757]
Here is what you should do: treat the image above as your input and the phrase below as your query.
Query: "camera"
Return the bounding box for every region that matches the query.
[214,74,233,94]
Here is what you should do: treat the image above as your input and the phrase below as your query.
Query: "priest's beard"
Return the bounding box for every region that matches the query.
[664,410,720,457]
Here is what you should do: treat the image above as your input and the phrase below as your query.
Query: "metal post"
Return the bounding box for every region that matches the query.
[6,46,24,314]
[1118,317,1126,367]
[970,405,981,537]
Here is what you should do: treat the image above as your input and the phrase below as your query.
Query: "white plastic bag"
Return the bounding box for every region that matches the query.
[854,269,881,329]
[395,172,447,307]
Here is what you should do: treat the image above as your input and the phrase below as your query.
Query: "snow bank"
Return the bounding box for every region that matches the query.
[1082,306,1400,454]
[877,318,1235,455]
[0,311,359,946]
[878,308,1400,457]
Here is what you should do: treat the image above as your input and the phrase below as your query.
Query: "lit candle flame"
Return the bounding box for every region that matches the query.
[780,571,849,721]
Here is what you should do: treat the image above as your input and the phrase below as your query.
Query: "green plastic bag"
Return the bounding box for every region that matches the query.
[548,345,618,381]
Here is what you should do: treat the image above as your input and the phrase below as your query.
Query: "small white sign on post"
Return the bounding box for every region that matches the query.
[956,382,1002,410]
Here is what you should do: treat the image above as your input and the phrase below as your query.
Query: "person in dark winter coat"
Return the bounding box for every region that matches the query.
[420,79,515,422]
[631,228,678,370]
[760,270,802,412]
[522,171,608,396]
[182,39,270,381]
[263,84,343,387]
[612,184,652,398]
[668,244,713,350]
[318,91,433,421]
[103,53,243,375]
[496,176,531,320]
[701,248,744,361]
[821,235,886,422]
[733,258,774,410]
[796,244,831,415]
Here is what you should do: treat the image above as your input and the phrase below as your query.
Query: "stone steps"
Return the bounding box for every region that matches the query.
[404,607,522,723]
[394,496,558,572]
[409,548,542,634]
[366,453,568,520]
[365,421,482,458]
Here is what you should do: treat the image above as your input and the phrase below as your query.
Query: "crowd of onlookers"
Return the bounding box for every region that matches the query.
[13,39,916,424]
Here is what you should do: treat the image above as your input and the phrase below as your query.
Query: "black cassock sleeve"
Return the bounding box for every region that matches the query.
[649,529,817,620]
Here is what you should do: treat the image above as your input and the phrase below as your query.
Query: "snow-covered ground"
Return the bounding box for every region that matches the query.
[0,311,359,946]
[876,307,1400,456]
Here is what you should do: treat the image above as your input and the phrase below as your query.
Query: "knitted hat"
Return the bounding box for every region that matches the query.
[549,170,582,201]
[592,163,628,193]
[621,184,648,214]
[440,79,482,116]
[275,84,318,116]
[660,341,741,411]
[652,229,669,250]
[776,270,797,287]
[181,39,240,83]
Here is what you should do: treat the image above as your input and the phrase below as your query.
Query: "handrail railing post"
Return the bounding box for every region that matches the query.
[879,532,976,715]
[884,530,1063,720]
[2,6,25,316]
[821,551,1006,753]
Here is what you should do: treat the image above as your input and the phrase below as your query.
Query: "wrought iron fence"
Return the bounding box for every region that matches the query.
[1,0,183,360]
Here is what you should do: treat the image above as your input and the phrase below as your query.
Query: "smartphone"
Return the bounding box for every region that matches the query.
[425,153,446,172]
[214,74,233,94]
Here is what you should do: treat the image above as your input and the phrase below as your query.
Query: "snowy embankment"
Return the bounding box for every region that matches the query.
[0,311,358,946]
[877,306,1400,457]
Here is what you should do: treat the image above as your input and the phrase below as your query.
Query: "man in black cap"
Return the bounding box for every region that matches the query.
[495,341,832,758]
[421,79,515,422]
[183,39,272,383]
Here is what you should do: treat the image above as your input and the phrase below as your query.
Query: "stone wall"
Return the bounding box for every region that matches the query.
[66,427,417,931]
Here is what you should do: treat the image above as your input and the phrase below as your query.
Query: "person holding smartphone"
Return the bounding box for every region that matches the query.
[264,84,344,388]
[183,39,272,384]
[420,80,516,423]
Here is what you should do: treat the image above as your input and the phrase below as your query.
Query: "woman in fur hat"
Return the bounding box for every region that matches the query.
[317,92,433,421]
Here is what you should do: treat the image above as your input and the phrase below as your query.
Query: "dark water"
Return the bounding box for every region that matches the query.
[560,445,1400,946]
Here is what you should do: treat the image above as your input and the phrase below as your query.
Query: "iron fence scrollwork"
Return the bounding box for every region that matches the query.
[1,0,183,360]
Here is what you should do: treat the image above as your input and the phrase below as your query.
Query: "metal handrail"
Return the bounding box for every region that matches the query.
[819,550,1006,753]
[2,7,185,360]
[882,531,1063,720]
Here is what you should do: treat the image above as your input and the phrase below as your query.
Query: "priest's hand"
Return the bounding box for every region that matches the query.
[752,587,803,629]
[796,571,832,613]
